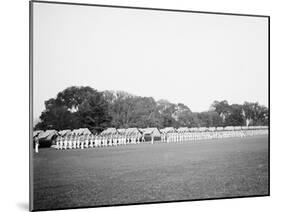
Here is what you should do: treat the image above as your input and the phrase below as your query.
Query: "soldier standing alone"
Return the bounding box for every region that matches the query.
[35,136,39,153]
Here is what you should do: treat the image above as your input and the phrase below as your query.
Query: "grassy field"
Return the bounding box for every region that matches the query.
[33,135,269,210]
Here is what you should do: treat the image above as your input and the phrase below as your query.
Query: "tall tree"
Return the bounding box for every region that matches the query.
[225,104,244,126]
[156,99,177,127]
[210,100,233,126]
[78,93,112,131]
[35,86,111,131]
[197,111,223,127]
[242,102,268,126]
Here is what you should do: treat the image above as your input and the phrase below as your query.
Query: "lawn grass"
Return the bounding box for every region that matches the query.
[33,135,269,210]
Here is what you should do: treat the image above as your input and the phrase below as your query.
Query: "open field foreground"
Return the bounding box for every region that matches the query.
[33,135,269,210]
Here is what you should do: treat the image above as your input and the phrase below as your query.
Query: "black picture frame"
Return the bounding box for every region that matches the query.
[29,1,270,211]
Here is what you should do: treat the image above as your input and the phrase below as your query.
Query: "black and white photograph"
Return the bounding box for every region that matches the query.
[30,1,269,211]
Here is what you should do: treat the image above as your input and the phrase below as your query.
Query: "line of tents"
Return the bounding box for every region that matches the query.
[33,126,268,148]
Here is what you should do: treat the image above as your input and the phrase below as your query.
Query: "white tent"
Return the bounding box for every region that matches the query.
[177,127,189,133]
[140,128,161,137]
[117,128,126,135]
[160,127,177,133]
[198,127,207,132]
[37,130,58,140]
[234,126,242,130]
[72,128,91,135]
[190,127,200,132]
[58,129,71,136]
[33,130,43,138]
[208,127,216,132]
[224,126,234,131]
[100,128,118,136]
[125,128,142,136]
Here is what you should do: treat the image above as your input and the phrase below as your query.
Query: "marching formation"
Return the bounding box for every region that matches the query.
[162,126,268,143]
[33,126,268,152]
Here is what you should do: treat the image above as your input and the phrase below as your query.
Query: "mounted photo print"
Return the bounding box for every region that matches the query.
[29,1,270,211]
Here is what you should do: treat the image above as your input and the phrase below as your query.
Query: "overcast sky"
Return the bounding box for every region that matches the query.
[33,2,268,120]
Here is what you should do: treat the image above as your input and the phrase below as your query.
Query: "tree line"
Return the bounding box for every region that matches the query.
[35,86,268,132]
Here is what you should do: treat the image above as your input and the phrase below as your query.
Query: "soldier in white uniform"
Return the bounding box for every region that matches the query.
[183,132,186,141]
[102,136,106,147]
[180,132,183,142]
[118,135,121,146]
[62,136,67,149]
[104,135,108,146]
[132,135,136,144]
[119,135,122,145]
[55,136,60,150]
[80,134,85,149]
[98,135,102,147]
[74,134,78,148]
[133,135,136,144]
[160,133,164,143]
[122,135,125,145]
[85,133,91,148]
[67,134,72,149]
[151,135,154,144]
[116,135,120,146]
[84,133,89,148]
[143,135,146,142]
[125,135,128,145]
[64,135,68,149]
[110,135,114,146]
[112,135,116,146]
[99,136,103,147]
[94,135,99,148]
[136,134,140,144]
[166,133,170,143]
[35,136,39,153]
[98,135,101,146]
[109,135,113,147]
[72,134,76,149]
[63,136,67,150]
[167,133,170,142]
[127,136,131,144]
[76,134,80,149]
[93,134,97,147]
[77,134,81,149]
[112,135,115,146]
[59,135,63,149]
[89,134,94,148]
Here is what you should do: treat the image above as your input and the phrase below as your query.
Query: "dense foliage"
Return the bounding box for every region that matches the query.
[35,86,268,132]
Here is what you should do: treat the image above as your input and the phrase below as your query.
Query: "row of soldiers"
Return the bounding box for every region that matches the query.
[162,131,244,143]
[56,129,268,150]
[162,129,268,143]
[56,133,145,150]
